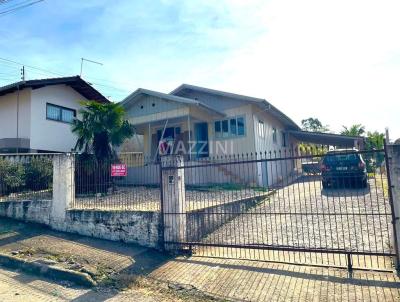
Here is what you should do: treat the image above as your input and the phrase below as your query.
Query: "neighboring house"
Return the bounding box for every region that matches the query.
[0,76,108,153]
[121,84,363,186]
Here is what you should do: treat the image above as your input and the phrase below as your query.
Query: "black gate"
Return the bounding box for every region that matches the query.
[162,147,397,271]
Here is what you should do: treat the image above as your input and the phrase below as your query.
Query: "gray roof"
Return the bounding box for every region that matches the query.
[120,88,225,117]
[287,130,364,146]
[0,76,109,103]
[170,84,300,130]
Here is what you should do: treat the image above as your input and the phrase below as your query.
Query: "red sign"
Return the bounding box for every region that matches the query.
[111,164,127,177]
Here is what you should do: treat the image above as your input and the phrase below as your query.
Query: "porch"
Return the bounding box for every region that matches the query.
[132,114,219,162]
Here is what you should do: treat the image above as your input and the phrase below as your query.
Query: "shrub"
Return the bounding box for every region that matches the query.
[25,158,53,191]
[75,154,113,195]
[0,159,25,195]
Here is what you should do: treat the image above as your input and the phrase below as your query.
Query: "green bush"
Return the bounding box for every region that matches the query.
[75,154,113,195]
[25,158,53,191]
[0,159,25,195]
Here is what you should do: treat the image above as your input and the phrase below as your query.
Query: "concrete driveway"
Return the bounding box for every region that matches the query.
[196,175,393,270]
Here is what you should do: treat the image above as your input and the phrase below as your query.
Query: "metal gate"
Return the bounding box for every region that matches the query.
[162,147,398,271]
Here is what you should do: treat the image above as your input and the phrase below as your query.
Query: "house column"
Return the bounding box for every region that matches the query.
[161,154,186,251]
[148,123,152,161]
[51,153,75,229]
[187,115,191,160]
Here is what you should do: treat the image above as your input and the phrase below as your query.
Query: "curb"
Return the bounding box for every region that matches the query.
[0,252,97,287]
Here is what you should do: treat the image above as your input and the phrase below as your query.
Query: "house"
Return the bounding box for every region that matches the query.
[121,84,363,186]
[0,76,108,153]
[121,84,362,159]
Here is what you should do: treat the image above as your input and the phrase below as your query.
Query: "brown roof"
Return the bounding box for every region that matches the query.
[0,76,109,103]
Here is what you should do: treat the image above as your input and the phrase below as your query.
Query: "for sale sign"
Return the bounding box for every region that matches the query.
[111,164,127,177]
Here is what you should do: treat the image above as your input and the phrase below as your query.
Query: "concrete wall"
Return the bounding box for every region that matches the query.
[30,85,88,152]
[0,200,162,249]
[0,200,51,225]
[64,210,162,248]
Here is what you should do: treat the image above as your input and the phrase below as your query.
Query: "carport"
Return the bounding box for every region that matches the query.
[287,130,365,149]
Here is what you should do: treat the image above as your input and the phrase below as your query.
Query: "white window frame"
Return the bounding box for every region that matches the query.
[214,116,246,139]
[258,120,265,138]
[46,103,76,124]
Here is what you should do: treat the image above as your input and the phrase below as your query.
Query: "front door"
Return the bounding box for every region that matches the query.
[194,122,209,158]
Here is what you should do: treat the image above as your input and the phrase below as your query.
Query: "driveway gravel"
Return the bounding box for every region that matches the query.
[197,175,394,270]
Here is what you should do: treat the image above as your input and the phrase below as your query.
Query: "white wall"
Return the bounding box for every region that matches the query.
[0,88,31,140]
[251,104,298,186]
[30,85,88,152]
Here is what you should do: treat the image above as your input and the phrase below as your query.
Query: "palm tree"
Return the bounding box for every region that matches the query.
[340,124,365,137]
[72,101,134,160]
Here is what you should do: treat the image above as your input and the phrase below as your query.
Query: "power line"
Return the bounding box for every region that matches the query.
[0,0,16,6]
[0,57,63,76]
[0,0,44,17]
[0,56,132,98]
[1,0,34,9]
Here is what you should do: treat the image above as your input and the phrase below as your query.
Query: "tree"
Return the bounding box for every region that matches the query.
[72,101,134,160]
[365,131,384,150]
[340,124,365,137]
[301,118,329,132]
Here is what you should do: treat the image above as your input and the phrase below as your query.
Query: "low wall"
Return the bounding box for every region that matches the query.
[63,210,162,248]
[0,200,162,249]
[186,194,270,242]
[0,200,51,225]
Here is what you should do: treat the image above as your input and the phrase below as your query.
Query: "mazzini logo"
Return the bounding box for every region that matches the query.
[157,140,234,156]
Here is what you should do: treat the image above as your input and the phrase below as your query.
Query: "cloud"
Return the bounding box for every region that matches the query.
[0,0,399,137]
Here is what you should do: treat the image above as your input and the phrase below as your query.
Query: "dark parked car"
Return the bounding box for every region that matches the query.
[320,149,368,189]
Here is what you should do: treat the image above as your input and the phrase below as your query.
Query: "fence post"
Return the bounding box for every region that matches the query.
[386,143,400,270]
[51,153,74,228]
[161,155,186,251]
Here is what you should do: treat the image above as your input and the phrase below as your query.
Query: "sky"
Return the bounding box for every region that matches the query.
[0,0,399,138]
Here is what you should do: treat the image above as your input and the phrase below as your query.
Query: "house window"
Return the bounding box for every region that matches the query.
[214,116,245,139]
[46,103,76,123]
[230,118,237,135]
[214,121,221,138]
[282,131,287,147]
[258,120,265,138]
[237,117,245,135]
[272,128,277,143]
[157,127,181,140]
[221,120,229,137]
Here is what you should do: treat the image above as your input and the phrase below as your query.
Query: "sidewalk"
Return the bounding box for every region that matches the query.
[151,256,400,301]
[0,217,399,301]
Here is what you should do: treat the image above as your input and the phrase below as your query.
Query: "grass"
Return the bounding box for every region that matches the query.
[375,176,389,197]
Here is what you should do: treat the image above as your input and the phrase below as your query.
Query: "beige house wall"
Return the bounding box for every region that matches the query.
[0,88,31,141]
[30,85,89,152]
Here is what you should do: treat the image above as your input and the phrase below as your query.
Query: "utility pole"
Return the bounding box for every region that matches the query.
[80,58,103,77]
[20,66,25,81]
